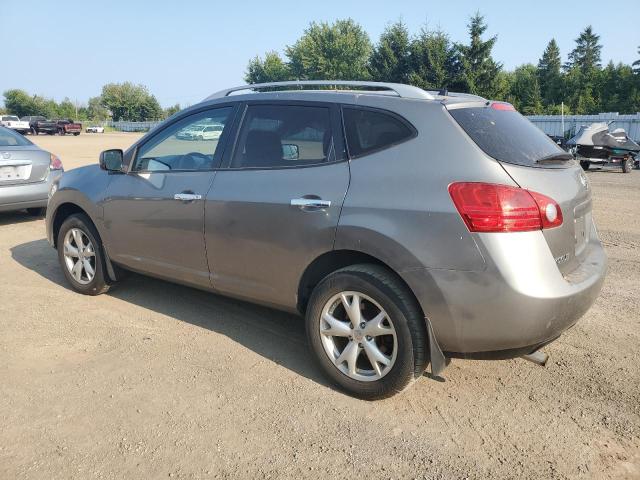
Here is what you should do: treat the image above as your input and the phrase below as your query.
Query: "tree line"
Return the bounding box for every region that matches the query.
[4,14,639,121]
[246,14,640,115]
[2,83,180,122]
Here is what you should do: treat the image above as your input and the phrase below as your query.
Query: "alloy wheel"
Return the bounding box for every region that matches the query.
[63,228,96,285]
[319,291,397,382]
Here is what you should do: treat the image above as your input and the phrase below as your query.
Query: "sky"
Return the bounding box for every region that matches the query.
[2,0,639,108]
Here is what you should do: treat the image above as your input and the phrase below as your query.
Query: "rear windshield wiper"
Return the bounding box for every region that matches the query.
[535,152,574,164]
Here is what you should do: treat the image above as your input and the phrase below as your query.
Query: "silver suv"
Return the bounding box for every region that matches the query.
[46,81,606,399]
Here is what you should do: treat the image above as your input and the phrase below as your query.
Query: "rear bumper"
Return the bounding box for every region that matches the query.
[0,171,62,213]
[403,225,607,355]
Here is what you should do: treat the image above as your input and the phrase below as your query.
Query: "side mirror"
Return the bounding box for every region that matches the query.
[282,143,299,161]
[99,149,124,172]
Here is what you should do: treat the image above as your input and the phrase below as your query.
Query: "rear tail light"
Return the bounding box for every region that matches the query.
[50,153,63,170]
[448,182,563,233]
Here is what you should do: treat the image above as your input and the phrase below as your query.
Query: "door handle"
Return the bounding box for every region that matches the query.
[174,192,202,201]
[290,198,331,209]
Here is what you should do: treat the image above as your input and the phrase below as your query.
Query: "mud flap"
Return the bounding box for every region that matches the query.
[426,317,447,377]
[102,246,118,282]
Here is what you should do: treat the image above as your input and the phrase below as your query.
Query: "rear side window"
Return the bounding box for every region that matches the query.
[448,106,564,167]
[231,105,333,168]
[343,107,415,158]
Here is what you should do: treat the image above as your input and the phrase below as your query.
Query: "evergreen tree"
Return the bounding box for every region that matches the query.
[565,26,602,74]
[632,46,640,74]
[455,12,502,97]
[407,28,455,90]
[369,21,411,83]
[537,39,563,105]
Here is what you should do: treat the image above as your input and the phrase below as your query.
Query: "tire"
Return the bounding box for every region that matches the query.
[57,213,112,295]
[580,161,590,171]
[26,207,46,217]
[622,157,633,173]
[305,264,427,400]
[73,132,79,136]
[58,129,65,136]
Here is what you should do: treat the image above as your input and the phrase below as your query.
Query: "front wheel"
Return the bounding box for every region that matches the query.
[73,132,79,136]
[305,264,427,400]
[57,213,113,295]
[580,161,590,171]
[622,156,633,173]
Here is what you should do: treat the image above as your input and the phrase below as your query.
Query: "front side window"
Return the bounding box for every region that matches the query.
[132,107,233,172]
[343,107,415,158]
[231,105,333,168]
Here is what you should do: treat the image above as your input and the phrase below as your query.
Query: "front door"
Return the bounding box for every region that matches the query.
[103,106,235,288]
[205,103,350,309]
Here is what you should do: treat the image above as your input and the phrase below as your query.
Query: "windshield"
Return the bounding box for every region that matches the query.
[0,127,33,146]
[448,105,565,167]
[2,116,20,122]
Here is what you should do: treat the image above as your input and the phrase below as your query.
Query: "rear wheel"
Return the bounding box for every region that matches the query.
[26,207,46,217]
[57,213,112,295]
[73,132,79,136]
[305,264,427,400]
[622,156,633,173]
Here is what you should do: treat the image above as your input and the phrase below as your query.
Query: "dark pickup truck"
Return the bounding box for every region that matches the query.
[22,115,58,135]
[56,119,82,136]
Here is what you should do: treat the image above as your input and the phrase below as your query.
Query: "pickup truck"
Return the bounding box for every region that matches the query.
[0,115,31,134]
[56,119,82,136]
[22,116,58,135]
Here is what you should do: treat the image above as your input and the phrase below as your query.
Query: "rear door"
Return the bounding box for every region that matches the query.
[103,106,236,288]
[448,103,592,273]
[204,102,349,309]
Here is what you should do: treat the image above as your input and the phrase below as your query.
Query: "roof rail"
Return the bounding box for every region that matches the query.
[205,80,435,101]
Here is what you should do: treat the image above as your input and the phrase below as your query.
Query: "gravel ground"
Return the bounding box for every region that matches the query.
[0,133,638,479]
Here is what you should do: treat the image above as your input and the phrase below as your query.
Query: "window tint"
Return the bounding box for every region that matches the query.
[343,107,415,157]
[231,105,333,168]
[448,106,564,167]
[133,107,232,172]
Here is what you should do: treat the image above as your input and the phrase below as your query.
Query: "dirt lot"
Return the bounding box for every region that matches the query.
[1,132,639,479]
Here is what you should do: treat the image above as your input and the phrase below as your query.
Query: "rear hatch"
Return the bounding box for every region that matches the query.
[447,101,593,275]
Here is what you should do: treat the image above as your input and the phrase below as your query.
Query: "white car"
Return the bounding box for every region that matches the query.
[85,126,105,133]
[0,115,31,135]
[176,124,223,141]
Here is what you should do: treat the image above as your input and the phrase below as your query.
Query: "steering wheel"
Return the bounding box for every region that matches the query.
[180,151,211,169]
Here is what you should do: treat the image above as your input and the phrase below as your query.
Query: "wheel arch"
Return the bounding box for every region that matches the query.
[51,202,93,248]
[297,249,423,317]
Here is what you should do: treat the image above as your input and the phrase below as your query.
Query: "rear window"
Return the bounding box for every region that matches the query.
[343,107,415,158]
[0,127,33,146]
[448,106,564,167]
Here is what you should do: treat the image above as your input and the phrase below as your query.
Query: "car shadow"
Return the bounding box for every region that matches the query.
[11,238,331,390]
[0,210,44,226]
